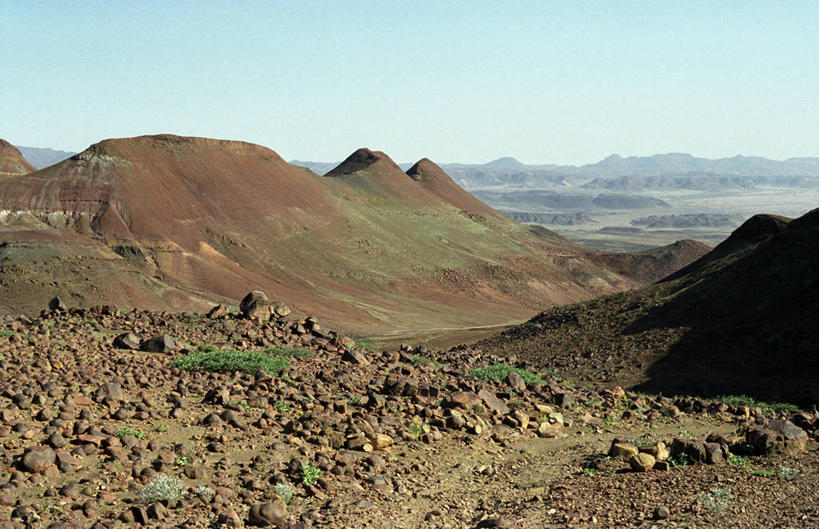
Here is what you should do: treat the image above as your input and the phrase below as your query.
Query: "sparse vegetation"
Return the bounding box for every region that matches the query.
[468,364,546,386]
[274,483,293,504]
[715,395,799,415]
[174,456,192,467]
[695,487,732,512]
[412,355,443,368]
[137,474,186,506]
[194,485,214,501]
[170,345,290,375]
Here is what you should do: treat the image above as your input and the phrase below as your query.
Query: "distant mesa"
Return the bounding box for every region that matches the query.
[631,213,744,229]
[0,139,35,176]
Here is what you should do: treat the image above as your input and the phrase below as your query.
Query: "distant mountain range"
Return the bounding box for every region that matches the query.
[17,147,819,191]
[293,153,819,189]
[15,146,76,169]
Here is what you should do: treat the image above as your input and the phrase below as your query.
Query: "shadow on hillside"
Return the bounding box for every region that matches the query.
[626,211,819,406]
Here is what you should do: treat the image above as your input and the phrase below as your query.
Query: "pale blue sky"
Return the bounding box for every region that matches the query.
[2,1,817,164]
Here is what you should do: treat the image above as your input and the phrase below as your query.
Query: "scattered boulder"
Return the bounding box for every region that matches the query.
[21,446,56,473]
[113,332,141,350]
[746,420,808,455]
[48,296,67,312]
[207,304,230,319]
[140,334,175,353]
[629,452,656,472]
[248,502,287,527]
[609,440,639,459]
[94,382,123,403]
[240,291,273,321]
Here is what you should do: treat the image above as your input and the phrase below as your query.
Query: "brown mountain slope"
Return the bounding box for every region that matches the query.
[0,134,637,332]
[475,210,819,405]
[591,239,713,284]
[0,139,35,176]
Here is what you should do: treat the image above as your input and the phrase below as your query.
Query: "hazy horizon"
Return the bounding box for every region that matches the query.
[3,1,817,164]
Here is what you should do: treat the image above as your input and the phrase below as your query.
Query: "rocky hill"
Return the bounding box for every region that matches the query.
[0,135,637,333]
[590,239,713,284]
[475,210,819,405]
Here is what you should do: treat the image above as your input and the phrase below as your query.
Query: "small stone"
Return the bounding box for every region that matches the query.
[629,452,656,472]
[654,506,670,520]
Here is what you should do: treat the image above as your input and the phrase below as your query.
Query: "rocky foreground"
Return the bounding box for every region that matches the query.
[0,295,816,528]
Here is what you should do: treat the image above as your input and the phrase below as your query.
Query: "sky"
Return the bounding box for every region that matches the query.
[2,1,817,165]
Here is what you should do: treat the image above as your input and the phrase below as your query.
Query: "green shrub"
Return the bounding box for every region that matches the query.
[468,364,546,386]
[727,454,750,470]
[117,428,145,439]
[174,456,192,467]
[265,346,314,359]
[300,463,323,486]
[170,346,290,375]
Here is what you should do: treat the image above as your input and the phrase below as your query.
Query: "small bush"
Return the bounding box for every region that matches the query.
[695,487,732,512]
[778,466,799,481]
[751,469,775,477]
[137,474,186,505]
[274,483,293,504]
[300,463,323,486]
[117,428,145,439]
[468,364,546,386]
[194,485,214,501]
[170,346,290,375]
[174,456,192,467]
[727,454,750,470]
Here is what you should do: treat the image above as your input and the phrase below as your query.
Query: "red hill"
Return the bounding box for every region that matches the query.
[0,139,35,176]
[0,135,642,333]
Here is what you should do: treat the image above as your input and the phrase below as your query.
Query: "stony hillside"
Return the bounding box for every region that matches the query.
[476,210,819,405]
[0,298,814,528]
[0,135,637,333]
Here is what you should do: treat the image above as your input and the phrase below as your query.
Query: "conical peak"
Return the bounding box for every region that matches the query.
[406,158,447,181]
[325,148,402,177]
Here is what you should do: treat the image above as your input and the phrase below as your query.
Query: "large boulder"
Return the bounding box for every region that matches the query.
[240,291,273,321]
[140,334,175,353]
[746,419,808,455]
